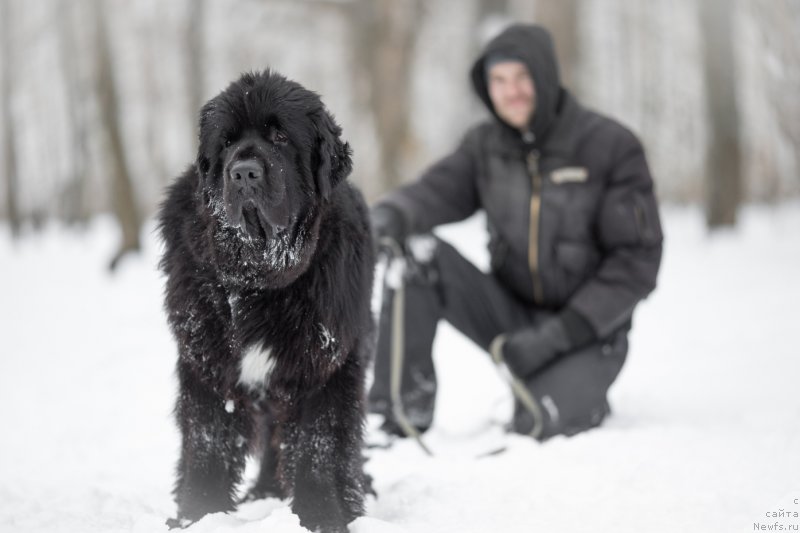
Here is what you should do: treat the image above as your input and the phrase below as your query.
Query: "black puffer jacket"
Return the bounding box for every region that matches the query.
[380,24,663,339]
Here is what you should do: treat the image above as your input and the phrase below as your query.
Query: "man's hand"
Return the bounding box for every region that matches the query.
[371,205,408,249]
[491,308,597,379]
[493,317,572,379]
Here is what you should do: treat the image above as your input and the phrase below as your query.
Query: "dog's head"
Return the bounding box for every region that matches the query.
[196,70,352,242]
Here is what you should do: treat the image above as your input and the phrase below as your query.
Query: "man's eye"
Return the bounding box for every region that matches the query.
[274,131,288,144]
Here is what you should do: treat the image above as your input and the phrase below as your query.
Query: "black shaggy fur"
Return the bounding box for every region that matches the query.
[158,70,374,533]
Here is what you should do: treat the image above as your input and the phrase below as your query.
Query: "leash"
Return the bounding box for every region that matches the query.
[378,236,433,456]
[377,237,545,449]
[489,335,545,440]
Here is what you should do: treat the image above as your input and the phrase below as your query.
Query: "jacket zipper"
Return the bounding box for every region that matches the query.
[526,149,544,304]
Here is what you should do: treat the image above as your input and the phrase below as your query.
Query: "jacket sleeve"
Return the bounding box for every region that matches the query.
[567,129,664,339]
[378,130,480,235]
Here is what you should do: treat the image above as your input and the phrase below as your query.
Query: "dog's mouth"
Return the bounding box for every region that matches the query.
[241,203,268,240]
[226,199,291,242]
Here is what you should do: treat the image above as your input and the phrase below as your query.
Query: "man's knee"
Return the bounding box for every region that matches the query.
[509,331,628,440]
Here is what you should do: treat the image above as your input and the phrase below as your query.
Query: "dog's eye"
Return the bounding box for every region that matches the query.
[223,138,232,148]
[273,131,288,144]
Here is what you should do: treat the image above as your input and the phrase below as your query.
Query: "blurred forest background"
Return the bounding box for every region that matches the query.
[0,0,798,266]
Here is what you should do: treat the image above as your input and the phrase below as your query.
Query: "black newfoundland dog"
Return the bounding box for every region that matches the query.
[158,70,374,532]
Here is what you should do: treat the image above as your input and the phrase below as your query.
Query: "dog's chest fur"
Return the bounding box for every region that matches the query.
[226,286,341,393]
[238,344,276,391]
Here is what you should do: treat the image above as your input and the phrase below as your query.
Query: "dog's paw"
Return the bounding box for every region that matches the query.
[165,516,194,530]
[319,526,349,533]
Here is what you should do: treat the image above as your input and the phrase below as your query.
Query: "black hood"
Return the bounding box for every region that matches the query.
[470,24,563,144]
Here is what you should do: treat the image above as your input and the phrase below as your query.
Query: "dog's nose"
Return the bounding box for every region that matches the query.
[230,160,263,182]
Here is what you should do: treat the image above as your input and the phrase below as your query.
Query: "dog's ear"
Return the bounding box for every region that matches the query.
[196,153,211,196]
[312,108,353,201]
[195,101,215,198]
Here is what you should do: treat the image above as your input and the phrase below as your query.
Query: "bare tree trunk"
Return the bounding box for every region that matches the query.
[770,2,800,160]
[187,0,206,151]
[475,0,510,48]
[701,0,742,228]
[535,0,579,93]
[94,0,141,270]
[142,2,169,187]
[57,0,91,224]
[351,0,425,194]
[754,0,800,199]
[478,0,509,19]
[1,0,21,236]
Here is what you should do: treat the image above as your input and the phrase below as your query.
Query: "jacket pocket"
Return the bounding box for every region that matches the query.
[554,241,600,301]
[633,193,663,246]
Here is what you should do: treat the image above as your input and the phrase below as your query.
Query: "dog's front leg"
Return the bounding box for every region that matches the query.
[169,362,252,528]
[287,354,367,533]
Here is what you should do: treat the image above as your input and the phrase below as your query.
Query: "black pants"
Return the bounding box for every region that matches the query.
[368,236,629,441]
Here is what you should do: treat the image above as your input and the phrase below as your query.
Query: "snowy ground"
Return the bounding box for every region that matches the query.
[1,203,799,533]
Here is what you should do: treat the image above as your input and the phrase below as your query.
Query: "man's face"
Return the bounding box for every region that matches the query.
[487,61,536,131]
